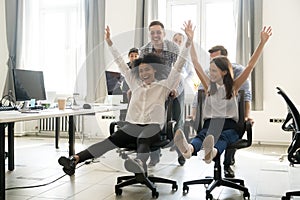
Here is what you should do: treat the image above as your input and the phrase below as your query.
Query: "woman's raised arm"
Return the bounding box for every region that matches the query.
[105,26,130,75]
[234,26,272,92]
[186,23,210,91]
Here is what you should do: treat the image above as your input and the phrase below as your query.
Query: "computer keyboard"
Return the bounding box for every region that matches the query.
[0,106,16,111]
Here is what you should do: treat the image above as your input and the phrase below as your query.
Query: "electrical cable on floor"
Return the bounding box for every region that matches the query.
[5,162,88,191]
[5,174,66,191]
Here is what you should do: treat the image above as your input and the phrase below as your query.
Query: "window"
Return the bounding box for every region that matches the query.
[161,0,236,61]
[159,0,236,92]
[203,0,236,62]
[22,0,85,95]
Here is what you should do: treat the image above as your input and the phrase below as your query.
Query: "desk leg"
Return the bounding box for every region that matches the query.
[69,116,75,156]
[55,117,60,149]
[0,123,6,200]
[7,122,14,171]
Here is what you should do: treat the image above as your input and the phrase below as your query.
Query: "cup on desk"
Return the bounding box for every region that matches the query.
[57,98,66,110]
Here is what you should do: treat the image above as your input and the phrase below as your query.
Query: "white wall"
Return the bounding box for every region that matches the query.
[105,0,136,39]
[0,0,8,94]
[251,0,300,144]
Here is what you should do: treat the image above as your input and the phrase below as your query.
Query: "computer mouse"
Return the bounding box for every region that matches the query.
[83,103,91,109]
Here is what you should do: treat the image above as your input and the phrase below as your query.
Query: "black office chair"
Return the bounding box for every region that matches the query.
[276,87,300,200]
[109,96,178,198]
[182,90,252,200]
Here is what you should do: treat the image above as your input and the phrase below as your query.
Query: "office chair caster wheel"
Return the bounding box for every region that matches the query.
[178,155,186,166]
[172,183,178,191]
[243,191,250,199]
[206,193,213,200]
[281,196,287,200]
[117,177,123,184]
[183,185,189,194]
[152,190,159,198]
[115,188,122,196]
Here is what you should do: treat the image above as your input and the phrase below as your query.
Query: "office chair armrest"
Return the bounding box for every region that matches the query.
[244,120,253,147]
[165,120,176,140]
[282,113,294,132]
[228,121,252,150]
[109,121,128,135]
[287,131,300,164]
[109,121,118,135]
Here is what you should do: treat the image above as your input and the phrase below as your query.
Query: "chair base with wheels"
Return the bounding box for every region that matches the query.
[182,90,252,200]
[113,139,178,198]
[182,138,251,200]
[109,96,178,198]
[115,171,178,198]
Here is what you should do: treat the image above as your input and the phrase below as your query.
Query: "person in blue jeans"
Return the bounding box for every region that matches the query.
[174,25,272,166]
[139,21,186,166]
[190,45,253,178]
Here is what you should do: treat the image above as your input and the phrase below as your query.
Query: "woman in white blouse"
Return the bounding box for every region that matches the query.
[58,21,194,176]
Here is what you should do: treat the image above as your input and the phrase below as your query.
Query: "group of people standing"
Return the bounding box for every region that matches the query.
[58,20,272,183]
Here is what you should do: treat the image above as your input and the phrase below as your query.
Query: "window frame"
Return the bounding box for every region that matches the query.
[22,0,85,96]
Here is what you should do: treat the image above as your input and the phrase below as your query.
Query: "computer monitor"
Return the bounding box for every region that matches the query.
[105,71,124,95]
[12,69,47,102]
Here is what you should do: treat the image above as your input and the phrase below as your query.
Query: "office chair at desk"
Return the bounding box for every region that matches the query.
[109,96,178,198]
[276,87,300,200]
[182,90,252,200]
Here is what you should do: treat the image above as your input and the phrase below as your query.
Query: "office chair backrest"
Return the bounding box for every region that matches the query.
[236,90,246,137]
[110,95,175,148]
[276,87,300,132]
[194,89,246,137]
[276,87,300,165]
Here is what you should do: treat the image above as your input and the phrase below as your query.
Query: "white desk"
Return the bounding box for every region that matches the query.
[0,104,127,200]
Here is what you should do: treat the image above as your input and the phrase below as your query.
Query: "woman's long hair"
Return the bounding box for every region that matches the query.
[209,56,234,99]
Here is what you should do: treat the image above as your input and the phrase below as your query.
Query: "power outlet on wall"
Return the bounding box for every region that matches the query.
[101,115,116,119]
[269,118,285,123]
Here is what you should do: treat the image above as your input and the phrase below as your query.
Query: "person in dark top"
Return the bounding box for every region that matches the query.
[122,47,139,103]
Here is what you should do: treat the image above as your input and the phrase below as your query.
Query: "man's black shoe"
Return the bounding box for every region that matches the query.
[124,158,145,174]
[58,156,76,176]
[224,165,235,178]
[178,155,186,166]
